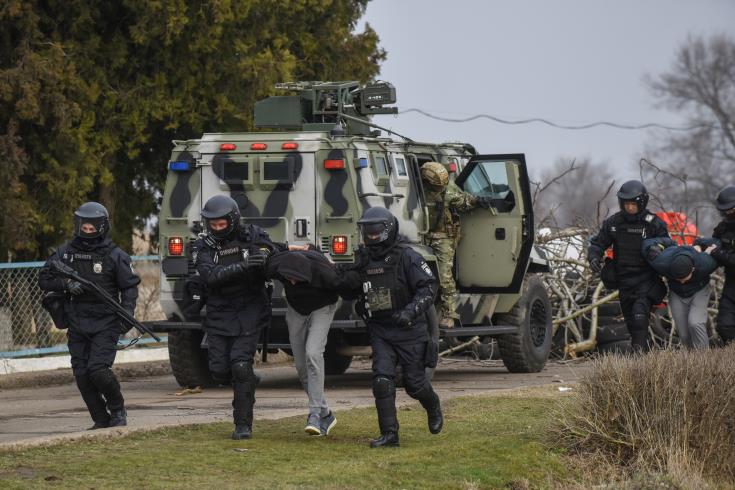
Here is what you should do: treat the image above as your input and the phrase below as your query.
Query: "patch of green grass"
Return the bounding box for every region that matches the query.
[0,395,570,489]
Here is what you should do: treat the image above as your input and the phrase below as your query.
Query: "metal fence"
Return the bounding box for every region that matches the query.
[0,256,166,358]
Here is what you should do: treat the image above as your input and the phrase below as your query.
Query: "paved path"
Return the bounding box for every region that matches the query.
[0,359,590,449]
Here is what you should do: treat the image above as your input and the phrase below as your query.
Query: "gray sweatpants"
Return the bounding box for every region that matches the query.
[669,286,710,350]
[285,302,337,416]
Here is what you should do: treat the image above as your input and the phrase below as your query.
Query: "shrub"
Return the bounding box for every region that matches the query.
[556,346,735,480]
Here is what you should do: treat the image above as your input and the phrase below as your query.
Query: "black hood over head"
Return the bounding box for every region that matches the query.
[277,253,313,283]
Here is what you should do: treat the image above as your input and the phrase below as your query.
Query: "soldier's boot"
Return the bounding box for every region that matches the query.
[231,361,256,440]
[410,385,443,434]
[89,368,126,427]
[370,376,399,448]
[75,373,110,430]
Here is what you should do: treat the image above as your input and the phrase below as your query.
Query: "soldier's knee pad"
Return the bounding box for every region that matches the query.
[231,361,254,383]
[88,368,119,393]
[372,376,395,399]
[406,382,431,400]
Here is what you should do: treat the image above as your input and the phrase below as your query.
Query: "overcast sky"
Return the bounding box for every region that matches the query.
[360,0,735,180]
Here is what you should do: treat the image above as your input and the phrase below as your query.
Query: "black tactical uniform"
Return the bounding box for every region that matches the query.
[38,202,139,429]
[340,207,442,448]
[193,195,281,440]
[711,186,735,343]
[588,181,669,351]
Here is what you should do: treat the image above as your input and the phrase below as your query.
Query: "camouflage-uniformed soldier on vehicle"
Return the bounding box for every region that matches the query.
[421,162,490,328]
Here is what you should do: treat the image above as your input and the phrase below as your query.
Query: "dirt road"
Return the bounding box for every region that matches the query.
[0,359,590,449]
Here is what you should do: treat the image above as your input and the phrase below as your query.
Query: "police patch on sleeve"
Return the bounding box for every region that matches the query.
[420,261,433,277]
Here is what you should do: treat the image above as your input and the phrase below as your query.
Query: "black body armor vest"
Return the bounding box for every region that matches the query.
[359,246,411,322]
[612,216,656,270]
[211,236,265,297]
[62,244,117,302]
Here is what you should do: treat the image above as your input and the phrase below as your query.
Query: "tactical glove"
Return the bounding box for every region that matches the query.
[645,244,665,262]
[245,252,268,268]
[338,271,363,292]
[588,257,602,274]
[392,309,415,328]
[65,279,84,296]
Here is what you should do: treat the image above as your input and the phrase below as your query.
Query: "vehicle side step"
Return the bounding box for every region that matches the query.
[440,325,517,337]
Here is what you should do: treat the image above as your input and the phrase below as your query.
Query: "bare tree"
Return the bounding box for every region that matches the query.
[644,34,735,233]
[533,157,617,229]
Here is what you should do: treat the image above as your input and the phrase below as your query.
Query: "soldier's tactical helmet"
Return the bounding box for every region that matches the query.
[357,207,399,248]
[201,195,241,239]
[715,186,735,219]
[617,180,649,214]
[73,202,110,240]
[420,162,449,187]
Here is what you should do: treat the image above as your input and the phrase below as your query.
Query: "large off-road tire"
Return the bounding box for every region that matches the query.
[168,329,217,388]
[324,331,353,375]
[495,276,553,373]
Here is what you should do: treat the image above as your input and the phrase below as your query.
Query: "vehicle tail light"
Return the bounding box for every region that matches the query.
[220,143,237,151]
[282,142,299,150]
[168,237,184,256]
[324,159,345,169]
[332,236,348,255]
[448,162,458,173]
[251,143,268,150]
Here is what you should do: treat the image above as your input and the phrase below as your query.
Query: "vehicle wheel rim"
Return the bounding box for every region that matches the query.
[529,299,548,347]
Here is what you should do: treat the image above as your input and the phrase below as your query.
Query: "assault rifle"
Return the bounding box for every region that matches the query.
[48,260,162,342]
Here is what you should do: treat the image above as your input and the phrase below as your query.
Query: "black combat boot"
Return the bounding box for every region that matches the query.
[232,379,255,440]
[370,378,400,448]
[109,408,128,427]
[89,369,126,427]
[412,386,443,434]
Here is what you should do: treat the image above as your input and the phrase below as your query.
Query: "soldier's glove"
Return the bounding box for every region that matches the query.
[392,309,416,328]
[475,196,493,209]
[65,279,84,296]
[588,257,602,274]
[245,252,268,269]
[645,244,665,262]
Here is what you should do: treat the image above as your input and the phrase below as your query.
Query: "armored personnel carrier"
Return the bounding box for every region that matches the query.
[153,81,552,387]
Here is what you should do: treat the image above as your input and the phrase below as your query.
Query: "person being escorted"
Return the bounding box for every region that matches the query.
[339,207,442,448]
[706,185,735,344]
[420,161,491,329]
[588,180,670,352]
[264,246,340,436]
[193,195,281,440]
[643,238,719,349]
[38,202,140,429]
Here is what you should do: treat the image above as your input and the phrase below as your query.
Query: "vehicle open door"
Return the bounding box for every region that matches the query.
[453,154,534,293]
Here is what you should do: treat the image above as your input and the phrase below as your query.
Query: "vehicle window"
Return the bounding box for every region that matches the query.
[263,160,293,183]
[223,161,249,183]
[394,157,408,177]
[375,155,389,177]
[463,160,515,212]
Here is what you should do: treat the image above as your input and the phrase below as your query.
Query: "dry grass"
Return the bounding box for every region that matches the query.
[555,345,735,482]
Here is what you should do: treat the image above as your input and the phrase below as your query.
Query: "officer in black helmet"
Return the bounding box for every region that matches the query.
[38,202,140,429]
[707,185,735,343]
[192,194,282,439]
[587,180,670,351]
[339,206,442,447]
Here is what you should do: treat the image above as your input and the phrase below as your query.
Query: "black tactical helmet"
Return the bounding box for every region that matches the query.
[201,195,241,239]
[617,180,649,213]
[357,207,398,247]
[715,185,735,216]
[73,202,110,240]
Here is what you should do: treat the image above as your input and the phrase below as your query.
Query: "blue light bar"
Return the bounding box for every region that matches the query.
[357,158,369,168]
[169,161,191,171]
